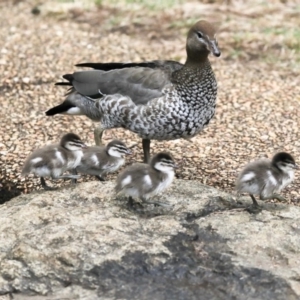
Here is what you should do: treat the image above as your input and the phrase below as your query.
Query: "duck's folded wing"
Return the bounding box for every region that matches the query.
[56,61,183,105]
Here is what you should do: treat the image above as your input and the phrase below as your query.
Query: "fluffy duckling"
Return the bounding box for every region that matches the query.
[115,152,176,207]
[76,140,131,181]
[22,133,86,190]
[236,152,298,208]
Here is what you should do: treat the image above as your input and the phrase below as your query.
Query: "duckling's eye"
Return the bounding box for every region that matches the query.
[197,31,203,39]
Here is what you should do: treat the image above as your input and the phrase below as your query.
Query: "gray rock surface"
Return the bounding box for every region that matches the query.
[0,180,299,300]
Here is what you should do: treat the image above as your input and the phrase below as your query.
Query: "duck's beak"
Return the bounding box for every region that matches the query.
[294,164,299,169]
[126,149,132,155]
[81,143,88,149]
[209,40,221,57]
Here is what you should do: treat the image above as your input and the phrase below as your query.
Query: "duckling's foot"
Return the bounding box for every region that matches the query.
[274,194,286,202]
[40,177,57,191]
[245,204,263,214]
[55,175,81,180]
[95,175,105,182]
[141,196,172,208]
[145,201,172,207]
[126,197,143,208]
[244,194,262,213]
[260,194,286,202]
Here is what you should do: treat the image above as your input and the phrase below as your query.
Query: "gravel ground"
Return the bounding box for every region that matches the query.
[0,0,299,204]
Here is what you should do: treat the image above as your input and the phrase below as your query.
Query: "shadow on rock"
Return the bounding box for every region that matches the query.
[83,224,297,300]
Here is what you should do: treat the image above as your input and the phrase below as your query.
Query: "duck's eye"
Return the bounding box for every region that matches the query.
[197,31,203,39]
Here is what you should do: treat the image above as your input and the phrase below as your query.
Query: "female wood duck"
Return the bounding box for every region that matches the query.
[46,20,220,163]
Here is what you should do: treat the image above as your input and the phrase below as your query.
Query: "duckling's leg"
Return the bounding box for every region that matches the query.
[126,196,143,208]
[245,194,262,214]
[40,177,56,191]
[94,125,105,146]
[250,194,259,207]
[71,169,78,184]
[142,139,151,163]
[95,175,105,182]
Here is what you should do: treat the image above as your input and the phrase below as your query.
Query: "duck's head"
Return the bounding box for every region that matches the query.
[186,20,221,63]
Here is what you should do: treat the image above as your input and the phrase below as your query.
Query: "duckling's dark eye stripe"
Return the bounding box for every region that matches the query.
[161,159,173,164]
[115,145,128,152]
[69,141,83,146]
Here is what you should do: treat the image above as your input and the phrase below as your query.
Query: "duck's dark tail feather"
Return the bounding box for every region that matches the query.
[55,74,74,86]
[55,82,71,86]
[45,102,75,116]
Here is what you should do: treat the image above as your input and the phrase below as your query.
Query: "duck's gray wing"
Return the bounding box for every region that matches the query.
[56,61,183,105]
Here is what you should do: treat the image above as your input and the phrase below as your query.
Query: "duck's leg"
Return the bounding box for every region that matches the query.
[40,177,56,191]
[142,139,151,163]
[94,125,105,146]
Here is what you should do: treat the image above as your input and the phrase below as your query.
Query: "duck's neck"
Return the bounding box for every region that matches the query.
[185,45,210,66]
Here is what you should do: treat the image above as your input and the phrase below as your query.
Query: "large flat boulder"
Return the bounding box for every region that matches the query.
[0,180,299,300]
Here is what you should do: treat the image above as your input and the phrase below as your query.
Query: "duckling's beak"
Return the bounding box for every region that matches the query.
[126,149,132,155]
[209,40,221,57]
[294,164,299,169]
[81,143,88,149]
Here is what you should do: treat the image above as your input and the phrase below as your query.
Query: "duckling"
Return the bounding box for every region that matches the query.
[236,152,298,208]
[21,133,86,190]
[76,139,131,181]
[115,152,176,207]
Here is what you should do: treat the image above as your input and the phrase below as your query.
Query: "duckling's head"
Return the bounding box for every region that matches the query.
[151,152,177,173]
[107,140,132,158]
[60,133,87,151]
[272,152,298,173]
